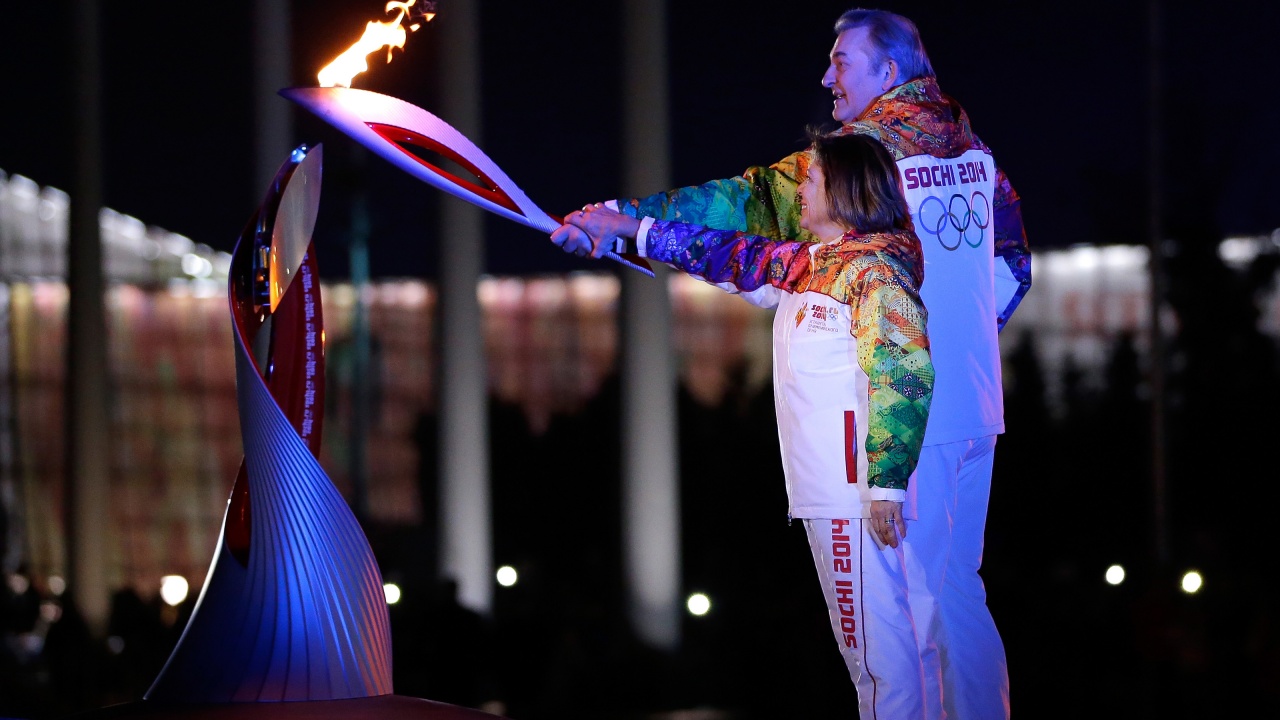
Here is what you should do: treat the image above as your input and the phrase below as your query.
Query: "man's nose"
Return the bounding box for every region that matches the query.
[821,67,834,87]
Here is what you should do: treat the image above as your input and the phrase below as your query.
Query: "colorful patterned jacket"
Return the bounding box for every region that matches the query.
[620,77,1028,446]
[640,219,933,515]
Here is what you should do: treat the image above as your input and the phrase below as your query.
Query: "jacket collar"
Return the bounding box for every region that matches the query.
[829,228,925,287]
[844,76,983,159]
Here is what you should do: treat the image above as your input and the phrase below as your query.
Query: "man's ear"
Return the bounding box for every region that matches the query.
[882,60,898,90]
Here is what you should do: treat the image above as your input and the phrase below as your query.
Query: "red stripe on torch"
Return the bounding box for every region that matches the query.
[368,122,523,215]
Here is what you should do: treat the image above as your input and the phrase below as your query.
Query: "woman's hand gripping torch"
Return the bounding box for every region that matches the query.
[280,86,654,277]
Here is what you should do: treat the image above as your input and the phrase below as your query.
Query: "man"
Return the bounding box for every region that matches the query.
[553,8,1030,719]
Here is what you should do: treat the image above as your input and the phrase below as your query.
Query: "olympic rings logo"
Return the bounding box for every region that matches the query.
[916,192,990,251]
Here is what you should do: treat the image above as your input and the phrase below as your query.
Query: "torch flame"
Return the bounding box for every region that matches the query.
[317,1,434,88]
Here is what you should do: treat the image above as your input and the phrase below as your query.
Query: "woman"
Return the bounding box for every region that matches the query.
[558,130,935,717]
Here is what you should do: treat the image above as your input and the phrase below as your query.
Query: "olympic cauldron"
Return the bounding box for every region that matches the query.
[67,145,506,719]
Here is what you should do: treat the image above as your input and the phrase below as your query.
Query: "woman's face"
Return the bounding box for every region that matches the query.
[797,160,845,240]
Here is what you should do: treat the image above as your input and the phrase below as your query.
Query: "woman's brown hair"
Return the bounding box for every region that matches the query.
[808,127,912,234]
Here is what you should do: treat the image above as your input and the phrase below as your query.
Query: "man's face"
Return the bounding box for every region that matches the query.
[822,27,891,124]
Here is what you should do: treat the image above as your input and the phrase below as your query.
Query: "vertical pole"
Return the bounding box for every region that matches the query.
[1147,0,1168,566]
[0,282,17,576]
[437,0,492,614]
[349,188,371,522]
[252,0,294,194]
[620,0,681,651]
[66,0,110,636]
[0,177,20,576]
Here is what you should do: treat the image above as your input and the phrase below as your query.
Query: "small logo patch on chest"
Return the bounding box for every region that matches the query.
[798,302,842,334]
[810,304,836,321]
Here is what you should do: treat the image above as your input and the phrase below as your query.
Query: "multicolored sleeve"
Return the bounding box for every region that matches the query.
[852,260,934,493]
[644,220,811,309]
[993,166,1032,331]
[619,151,817,242]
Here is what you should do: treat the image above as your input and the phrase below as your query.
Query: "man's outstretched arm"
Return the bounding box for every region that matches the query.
[617,151,818,242]
[993,167,1032,331]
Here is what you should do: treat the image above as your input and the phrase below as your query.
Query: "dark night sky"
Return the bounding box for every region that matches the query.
[2,0,1278,280]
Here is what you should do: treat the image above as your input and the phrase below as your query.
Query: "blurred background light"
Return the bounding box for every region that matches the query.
[383,583,402,605]
[1180,570,1203,594]
[181,252,213,278]
[686,592,711,616]
[38,601,60,623]
[159,575,189,607]
[1105,564,1125,585]
[7,574,29,595]
[496,566,518,587]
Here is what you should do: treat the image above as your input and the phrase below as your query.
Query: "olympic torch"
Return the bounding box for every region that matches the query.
[285,2,654,277]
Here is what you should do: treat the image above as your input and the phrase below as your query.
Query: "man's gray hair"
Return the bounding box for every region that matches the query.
[835,8,936,82]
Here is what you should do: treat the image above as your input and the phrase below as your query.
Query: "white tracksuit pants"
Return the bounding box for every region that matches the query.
[905,435,1009,720]
[805,517,930,720]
